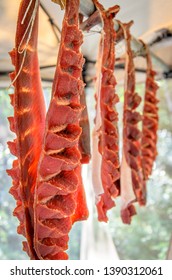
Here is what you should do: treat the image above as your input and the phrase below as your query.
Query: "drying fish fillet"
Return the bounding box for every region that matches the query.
[7,0,46,259]
[92,0,120,222]
[34,0,88,260]
[120,22,145,224]
[141,43,159,182]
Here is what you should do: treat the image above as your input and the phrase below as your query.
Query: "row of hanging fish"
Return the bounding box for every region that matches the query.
[7,0,159,259]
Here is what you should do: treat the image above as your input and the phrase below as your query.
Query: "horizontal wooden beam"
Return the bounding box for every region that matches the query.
[79,0,170,72]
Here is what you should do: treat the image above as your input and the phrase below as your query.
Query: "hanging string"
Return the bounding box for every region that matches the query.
[10,0,39,87]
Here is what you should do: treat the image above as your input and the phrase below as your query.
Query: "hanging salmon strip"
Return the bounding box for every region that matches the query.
[141,43,159,182]
[34,0,89,260]
[7,0,46,259]
[119,22,145,224]
[92,0,120,222]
